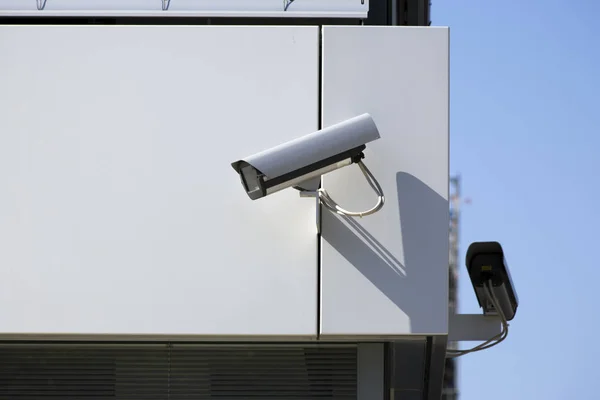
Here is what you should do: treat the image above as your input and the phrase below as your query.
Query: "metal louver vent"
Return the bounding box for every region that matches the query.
[0,343,357,399]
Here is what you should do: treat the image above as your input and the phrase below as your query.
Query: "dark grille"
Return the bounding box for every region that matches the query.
[0,344,357,399]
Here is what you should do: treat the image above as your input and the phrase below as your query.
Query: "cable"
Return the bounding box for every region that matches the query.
[319,160,384,217]
[446,282,508,357]
[318,160,385,218]
[446,281,509,358]
[447,284,508,357]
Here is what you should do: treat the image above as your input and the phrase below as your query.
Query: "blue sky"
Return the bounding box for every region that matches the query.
[434,1,600,398]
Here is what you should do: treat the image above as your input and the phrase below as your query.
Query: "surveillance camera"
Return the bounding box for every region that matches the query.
[466,241,519,321]
[231,113,380,200]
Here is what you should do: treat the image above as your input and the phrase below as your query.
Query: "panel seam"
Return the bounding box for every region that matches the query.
[316,26,323,341]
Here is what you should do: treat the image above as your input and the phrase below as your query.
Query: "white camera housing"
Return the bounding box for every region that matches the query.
[231,113,380,200]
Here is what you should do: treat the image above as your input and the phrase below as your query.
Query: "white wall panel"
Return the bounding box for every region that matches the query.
[320,26,449,337]
[0,25,319,338]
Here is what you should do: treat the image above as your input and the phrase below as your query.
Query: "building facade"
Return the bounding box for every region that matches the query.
[0,1,456,399]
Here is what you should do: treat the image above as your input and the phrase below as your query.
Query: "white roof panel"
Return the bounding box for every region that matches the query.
[0,0,369,18]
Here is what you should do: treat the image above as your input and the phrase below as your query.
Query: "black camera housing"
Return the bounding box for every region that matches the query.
[466,241,518,321]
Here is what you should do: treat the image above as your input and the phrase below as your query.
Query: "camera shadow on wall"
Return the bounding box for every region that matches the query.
[321,172,448,335]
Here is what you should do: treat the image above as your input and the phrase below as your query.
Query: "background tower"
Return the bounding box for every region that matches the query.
[443,175,462,399]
